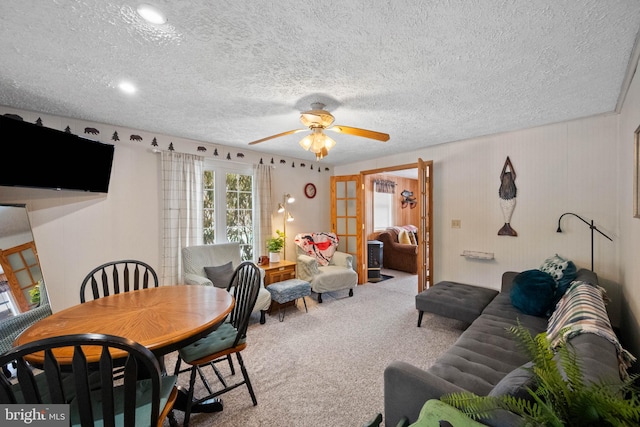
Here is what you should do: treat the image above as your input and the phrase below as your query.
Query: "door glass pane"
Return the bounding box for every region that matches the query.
[29,266,43,283]
[348,218,357,233]
[337,238,346,253]
[336,200,346,216]
[15,270,30,287]
[7,253,22,270]
[347,200,356,217]
[337,218,346,234]
[22,249,36,266]
[336,182,345,198]
[347,181,356,198]
[347,236,356,252]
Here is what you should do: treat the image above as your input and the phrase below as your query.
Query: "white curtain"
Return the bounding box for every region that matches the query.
[161,151,204,285]
[253,163,272,258]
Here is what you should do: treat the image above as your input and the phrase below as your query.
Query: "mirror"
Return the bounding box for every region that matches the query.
[0,204,48,320]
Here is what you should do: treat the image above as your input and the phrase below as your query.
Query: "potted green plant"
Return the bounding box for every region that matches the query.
[29,281,41,306]
[442,323,640,426]
[266,230,285,263]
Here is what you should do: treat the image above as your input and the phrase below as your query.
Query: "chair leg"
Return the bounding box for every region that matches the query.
[302,296,308,313]
[226,354,235,375]
[183,367,198,427]
[417,310,424,327]
[173,356,182,375]
[363,413,383,427]
[317,293,323,303]
[236,352,257,406]
[349,288,354,297]
[260,310,266,324]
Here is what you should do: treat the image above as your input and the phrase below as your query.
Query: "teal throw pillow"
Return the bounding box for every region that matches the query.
[539,254,577,298]
[510,269,557,317]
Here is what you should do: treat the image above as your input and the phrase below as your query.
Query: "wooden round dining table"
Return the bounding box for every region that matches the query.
[14,285,234,364]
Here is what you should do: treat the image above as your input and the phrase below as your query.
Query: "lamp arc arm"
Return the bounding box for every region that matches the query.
[557,212,613,241]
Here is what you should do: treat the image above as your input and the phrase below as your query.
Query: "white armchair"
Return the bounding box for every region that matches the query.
[182,243,271,324]
[296,247,358,303]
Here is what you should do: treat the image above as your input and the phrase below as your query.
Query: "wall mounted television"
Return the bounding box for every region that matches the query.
[0,115,115,193]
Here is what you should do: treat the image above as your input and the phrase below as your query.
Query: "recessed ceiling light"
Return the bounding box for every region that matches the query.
[136,4,167,25]
[118,81,137,94]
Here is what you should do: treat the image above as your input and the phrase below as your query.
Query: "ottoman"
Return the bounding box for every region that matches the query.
[266,278,311,322]
[415,281,498,327]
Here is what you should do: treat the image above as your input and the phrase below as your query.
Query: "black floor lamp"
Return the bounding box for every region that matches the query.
[556,212,613,271]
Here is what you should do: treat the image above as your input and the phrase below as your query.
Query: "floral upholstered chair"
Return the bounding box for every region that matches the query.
[294,232,358,303]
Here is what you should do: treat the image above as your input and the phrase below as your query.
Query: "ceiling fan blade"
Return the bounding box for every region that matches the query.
[248,129,307,145]
[327,125,390,142]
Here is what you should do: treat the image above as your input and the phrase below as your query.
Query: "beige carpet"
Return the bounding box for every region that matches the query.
[164,269,465,427]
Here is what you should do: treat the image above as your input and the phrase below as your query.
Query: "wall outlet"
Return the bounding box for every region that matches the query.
[451,219,461,228]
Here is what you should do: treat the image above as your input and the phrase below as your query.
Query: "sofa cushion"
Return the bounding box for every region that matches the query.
[488,361,535,401]
[398,229,412,245]
[428,312,545,396]
[539,254,576,297]
[510,269,556,317]
[204,261,234,288]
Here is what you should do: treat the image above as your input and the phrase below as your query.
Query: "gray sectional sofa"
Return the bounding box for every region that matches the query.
[384,269,626,426]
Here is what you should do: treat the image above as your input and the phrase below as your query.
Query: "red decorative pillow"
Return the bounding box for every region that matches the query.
[294,232,338,266]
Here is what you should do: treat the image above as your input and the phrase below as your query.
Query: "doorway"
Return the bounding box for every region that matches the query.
[331,159,432,293]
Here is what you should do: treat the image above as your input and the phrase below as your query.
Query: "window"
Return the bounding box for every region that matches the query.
[373,191,395,231]
[203,171,215,244]
[203,162,254,260]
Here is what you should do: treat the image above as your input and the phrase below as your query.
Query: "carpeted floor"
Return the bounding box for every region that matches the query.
[164,269,465,427]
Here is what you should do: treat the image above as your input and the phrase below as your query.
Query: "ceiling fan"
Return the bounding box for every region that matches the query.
[248,102,390,160]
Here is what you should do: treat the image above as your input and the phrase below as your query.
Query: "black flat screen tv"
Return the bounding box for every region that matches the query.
[0,115,115,193]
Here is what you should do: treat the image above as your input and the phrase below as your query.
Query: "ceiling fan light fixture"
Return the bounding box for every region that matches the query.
[310,138,325,153]
[299,135,313,151]
[315,147,329,161]
[324,135,336,151]
[300,103,335,128]
[301,128,336,156]
[248,102,388,161]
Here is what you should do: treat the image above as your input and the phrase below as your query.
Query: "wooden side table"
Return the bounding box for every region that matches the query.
[259,260,297,312]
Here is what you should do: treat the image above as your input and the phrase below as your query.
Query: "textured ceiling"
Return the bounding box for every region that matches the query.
[1,1,640,165]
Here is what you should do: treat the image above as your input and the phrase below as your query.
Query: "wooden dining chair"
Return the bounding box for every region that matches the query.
[80,259,159,302]
[173,261,261,426]
[0,333,178,427]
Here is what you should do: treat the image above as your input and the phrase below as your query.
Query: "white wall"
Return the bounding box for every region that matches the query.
[617,65,640,359]
[0,107,331,312]
[336,114,621,323]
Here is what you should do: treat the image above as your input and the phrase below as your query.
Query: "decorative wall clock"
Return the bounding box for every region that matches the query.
[304,183,316,199]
